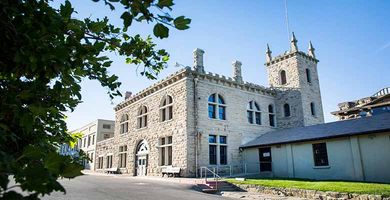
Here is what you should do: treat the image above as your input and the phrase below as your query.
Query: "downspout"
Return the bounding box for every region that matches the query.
[193,77,199,177]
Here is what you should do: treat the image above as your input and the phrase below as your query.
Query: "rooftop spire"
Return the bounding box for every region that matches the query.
[290,32,298,52]
[266,44,272,62]
[308,41,316,58]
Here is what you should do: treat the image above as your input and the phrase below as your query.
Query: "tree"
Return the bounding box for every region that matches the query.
[0,0,190,199]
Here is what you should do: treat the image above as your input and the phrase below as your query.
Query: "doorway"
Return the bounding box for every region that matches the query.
[259,147,272,172]
[136,140,149,176]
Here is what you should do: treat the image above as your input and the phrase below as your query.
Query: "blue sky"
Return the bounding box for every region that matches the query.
[62,1,390,131]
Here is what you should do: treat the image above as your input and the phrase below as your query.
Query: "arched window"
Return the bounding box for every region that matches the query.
[283,103,291,117]
[137,106,148,128]
[280,70,287,85]
[268,104,275,127]
[160,95,173,122]
[120,114,129,134]
[306,68,312,83]
[247,101,261,125]
[208,93,226,120]
[310,102,316,116]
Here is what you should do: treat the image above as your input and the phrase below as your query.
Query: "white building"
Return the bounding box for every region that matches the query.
[242,113,390,183]
[61,119,115,170]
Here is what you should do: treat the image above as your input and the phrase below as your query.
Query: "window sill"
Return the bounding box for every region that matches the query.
[313,166,330,169]
[159,119,174,124]
[208,118,227,122]
[136,127,148,131]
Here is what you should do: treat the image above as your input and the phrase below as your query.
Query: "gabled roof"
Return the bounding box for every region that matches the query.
[241,113,390,148]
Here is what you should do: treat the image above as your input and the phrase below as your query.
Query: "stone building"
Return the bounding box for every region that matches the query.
[331,87,390,120]
[60,119,115,170]
[95,33,324,177]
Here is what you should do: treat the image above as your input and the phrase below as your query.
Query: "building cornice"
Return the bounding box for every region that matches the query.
[265,51,319,66]
[114,67,276,112]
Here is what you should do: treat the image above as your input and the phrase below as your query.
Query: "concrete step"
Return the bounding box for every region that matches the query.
[204,181,240,192]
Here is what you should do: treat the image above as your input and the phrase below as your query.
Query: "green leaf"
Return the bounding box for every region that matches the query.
[157,0,174,8]
[120,12,133,31]
[174,16,191,30]
[60,0,73,18]
[162,55,169,62]
[23,146,43,159]
[44,153,64,174]
[153,23,169,39]
[62,163,83,178]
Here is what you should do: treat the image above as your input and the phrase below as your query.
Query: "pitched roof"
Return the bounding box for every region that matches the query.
[241,113,390,148]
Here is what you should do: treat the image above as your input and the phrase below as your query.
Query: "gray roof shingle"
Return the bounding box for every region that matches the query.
[241,113,390,148]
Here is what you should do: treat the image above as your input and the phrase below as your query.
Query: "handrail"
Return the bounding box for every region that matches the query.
[200,166,222,191]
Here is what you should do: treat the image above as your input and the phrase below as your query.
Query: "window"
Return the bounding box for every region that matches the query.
[312,143,329,166]
[160,95,173,122]
[92,134,95,145]
[310,102,316,116]
[280,70,287,85]
[247,101,261,125]
[268,104,275,127]
[137,106,148,128]
[118,145,127,168]
[209,135,228,165]
[83,138,86,148]
[90,153,94,163]
[88,135,91,146]
[159,136,173,166]
[120,114,129,134]
[306,68,312,83]
[103,124,111,129]
[106,155,113,168]
[208,93,226,120]
[97,156,104,169]
[283,103,291,117]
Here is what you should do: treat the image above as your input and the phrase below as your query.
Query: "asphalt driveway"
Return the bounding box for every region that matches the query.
[42,174,230,200]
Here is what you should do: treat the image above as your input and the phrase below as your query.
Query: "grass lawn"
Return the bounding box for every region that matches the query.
[226,178,390,196]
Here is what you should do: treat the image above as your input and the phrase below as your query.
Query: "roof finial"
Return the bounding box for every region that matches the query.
[308,41,316,58]
[290,32,298,52]
[266,44,272,63]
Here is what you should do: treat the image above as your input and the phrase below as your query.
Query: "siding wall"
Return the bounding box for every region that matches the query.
[243,131,390,183]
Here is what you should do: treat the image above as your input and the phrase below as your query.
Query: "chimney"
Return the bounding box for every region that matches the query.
[193,48,205,73]
[232,60,243,83]
[125,91,132,100]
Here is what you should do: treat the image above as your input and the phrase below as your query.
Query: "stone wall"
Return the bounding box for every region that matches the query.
[95,77,191,176]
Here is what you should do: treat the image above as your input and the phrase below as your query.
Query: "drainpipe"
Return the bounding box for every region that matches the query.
[193,77,199,177]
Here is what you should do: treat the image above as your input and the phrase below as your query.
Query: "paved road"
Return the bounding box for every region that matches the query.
[42,174,231,200]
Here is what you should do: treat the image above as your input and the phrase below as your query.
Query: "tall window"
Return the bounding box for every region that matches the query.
[92,134,95,145]
[118,145,127,168]
[160,95,173,122]
[106,155,113,168]
[120,114,129,134]
[312,143,329,166]
[137,106,148,128]
[310,102,316,116]
[280,70,287,85]
[159,136,173,166]
[97,156,104,169]
[268,104,275,127]
[283,103,291,117]
[247,101,261,125]
[209,135,227,165]
[208,93,226,120]
[306,68,312,83]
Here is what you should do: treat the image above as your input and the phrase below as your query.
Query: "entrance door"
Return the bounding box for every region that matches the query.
[136,140,149,176]
[259,147,272,172]
[137,155,147,176]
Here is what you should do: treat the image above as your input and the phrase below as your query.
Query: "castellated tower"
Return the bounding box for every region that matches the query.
[265,33,324,128]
